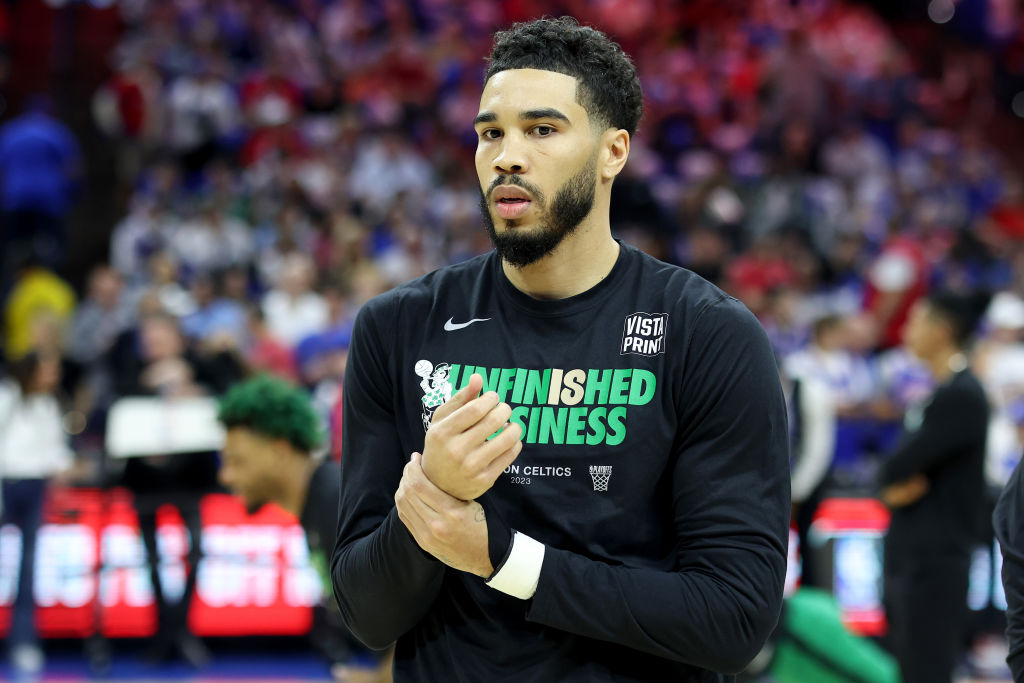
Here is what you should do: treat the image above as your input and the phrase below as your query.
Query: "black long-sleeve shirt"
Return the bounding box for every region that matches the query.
[879,368,989,566]
[995,454,1024,681]
[331,243,791,682]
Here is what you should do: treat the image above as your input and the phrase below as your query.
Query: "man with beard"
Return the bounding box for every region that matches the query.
[332,17,790,682]
[216,375,391,682]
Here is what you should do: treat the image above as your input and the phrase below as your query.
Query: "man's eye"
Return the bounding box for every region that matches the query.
[482,129,502,140]
[534,125,554,136]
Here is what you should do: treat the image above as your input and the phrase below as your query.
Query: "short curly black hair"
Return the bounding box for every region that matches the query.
[218,375,321,453]
[485,16,643,137]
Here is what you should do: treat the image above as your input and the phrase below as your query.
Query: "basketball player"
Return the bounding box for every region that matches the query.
[332,17,790,682]
[216,376,391,682]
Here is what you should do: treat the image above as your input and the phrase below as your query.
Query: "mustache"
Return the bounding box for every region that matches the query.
[487,174,544,203]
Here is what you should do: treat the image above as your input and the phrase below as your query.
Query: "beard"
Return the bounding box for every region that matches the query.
[480,158,597,268]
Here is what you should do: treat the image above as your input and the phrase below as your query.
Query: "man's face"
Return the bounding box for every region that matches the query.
[219,427,282,513]
[902,301,946,361]
[474,69,599,268]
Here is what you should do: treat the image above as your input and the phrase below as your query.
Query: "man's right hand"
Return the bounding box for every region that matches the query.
[420,373,524,500]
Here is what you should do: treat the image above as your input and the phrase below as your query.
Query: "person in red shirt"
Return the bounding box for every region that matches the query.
[864,229,928,350]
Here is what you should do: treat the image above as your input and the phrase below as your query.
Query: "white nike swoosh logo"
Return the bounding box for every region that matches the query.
[444,317,491,331]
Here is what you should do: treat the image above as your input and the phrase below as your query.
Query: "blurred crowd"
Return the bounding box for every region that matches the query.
[2,0,1024,490]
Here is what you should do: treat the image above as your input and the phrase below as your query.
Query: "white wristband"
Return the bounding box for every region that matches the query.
[485,531,545,600]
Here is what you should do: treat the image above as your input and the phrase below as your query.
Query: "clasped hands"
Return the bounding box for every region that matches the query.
[880,474,929,508]
[394,373,524,577]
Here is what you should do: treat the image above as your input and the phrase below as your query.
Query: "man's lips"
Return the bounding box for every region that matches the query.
[496,197,531,220]
[492,185,532,201]
[492,185,533,220]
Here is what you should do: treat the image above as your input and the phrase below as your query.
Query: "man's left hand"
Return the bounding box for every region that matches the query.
[395,452,493,578]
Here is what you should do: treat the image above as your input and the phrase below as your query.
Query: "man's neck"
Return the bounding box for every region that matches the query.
[279,458,318,518]
[927,346,965,383]
[501,220,620,300]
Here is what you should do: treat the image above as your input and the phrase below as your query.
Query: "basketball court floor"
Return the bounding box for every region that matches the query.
[0,639,340,682]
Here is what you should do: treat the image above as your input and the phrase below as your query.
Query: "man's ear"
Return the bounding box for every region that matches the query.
[599,128,630,181]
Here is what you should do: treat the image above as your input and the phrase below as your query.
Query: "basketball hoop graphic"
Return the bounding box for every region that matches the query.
[589,466,613,492]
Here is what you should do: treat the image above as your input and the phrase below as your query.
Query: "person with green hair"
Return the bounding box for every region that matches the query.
[217,374,390,682]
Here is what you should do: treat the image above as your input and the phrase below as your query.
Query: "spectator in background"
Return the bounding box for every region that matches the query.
[165,61,240,181]
[109,196,173,286]
[785,313,880,481]
[239,51,307,167]
[762,285,811,361]
[180,270,248,353]
[113,310,243,399]
[0,94,81,276]
[262,252,328,348]
[66,265,135,424]
[870,341,934,451]
[92,55,164,201]
[864,223,929,351]
[171,199,254,275]
[244,303,297,381]
[2,254,75,362]
[67,265,134,370]
[295,322,350,459]
[879,290,991,683]
[762,29,830,134]
[785,314,877,419]
[975,291,1024,486]
[0,350,74,677]
[347,130,433,220]
[137,251,197,319]
[820,118,891,211]
[725,233,797,316]
[782,365,836,589]
[114,310,242,669]
[255,204,317,288]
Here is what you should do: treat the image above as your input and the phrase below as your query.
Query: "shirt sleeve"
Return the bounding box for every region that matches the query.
[878,381,988,486]
[995,456,1024,681]
[523,297,791,674]
[330,300,446,650]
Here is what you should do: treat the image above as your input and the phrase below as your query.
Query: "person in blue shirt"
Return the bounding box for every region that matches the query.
[0,94,81,276]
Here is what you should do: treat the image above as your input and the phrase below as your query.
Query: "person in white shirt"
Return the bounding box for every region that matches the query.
[261,252,328,348]
[0,350,73,676]
[784,314,877,417]
[782,369,836,588]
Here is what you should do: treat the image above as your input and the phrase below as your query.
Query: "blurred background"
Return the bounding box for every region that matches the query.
[1,0,1024,680]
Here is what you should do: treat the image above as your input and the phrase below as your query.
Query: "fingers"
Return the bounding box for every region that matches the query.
[435,392,502,437]
[395,458,434,538]
[432,374,484,424]
[489,438,523,473]
[475,439,523,487]
[463,401,514,445]
[396,483,431,533]
[464,420,523,470]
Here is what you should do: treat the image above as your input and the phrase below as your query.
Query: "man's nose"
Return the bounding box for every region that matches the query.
[494,134,527,175]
